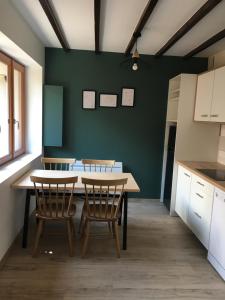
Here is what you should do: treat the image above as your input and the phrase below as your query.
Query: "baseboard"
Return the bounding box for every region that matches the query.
[0,228,22,269]
[0,212,34,269]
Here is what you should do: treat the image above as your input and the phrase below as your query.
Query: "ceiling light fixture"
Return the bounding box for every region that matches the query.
[131,33,141,71]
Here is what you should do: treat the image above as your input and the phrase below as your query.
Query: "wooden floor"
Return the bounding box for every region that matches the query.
[0,199,225,299]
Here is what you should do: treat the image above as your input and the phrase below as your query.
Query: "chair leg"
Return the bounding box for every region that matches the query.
[70,218,76,238]
[32,219,43,257]
[40,220,45,237]
[108,221,112,234]
[112,221,115,237]
[113,222,121,258]
[81,220,90,258]
[67,219,74,257]
[78,209,84,235]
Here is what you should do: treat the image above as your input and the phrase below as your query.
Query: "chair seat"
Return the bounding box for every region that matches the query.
[83,204,119,221]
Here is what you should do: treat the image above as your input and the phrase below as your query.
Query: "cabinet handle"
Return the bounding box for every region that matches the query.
[196,192,203,199]
[201,114,208,117]
[194,211,202,219]
[210,114,219,117]
[184,172,190,177]
[197,181,204,187]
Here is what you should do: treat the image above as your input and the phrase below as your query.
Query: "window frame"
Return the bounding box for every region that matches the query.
[0,51,25,166]
[12,60,25,158]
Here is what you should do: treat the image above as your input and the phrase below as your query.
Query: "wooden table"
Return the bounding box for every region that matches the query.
[12,169,140,250]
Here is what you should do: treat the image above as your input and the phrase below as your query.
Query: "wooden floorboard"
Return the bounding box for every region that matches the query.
[0,199,224,299]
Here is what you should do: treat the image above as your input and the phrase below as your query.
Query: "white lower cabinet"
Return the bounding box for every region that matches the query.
[187,174,214,249]
[175,166,214,249]
[175,166,191,224]
[208,188,225,280]
[176,165,225,280]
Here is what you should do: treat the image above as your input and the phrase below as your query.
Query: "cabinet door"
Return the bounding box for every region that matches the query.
[209,188,225,269]
[211,66,225,122]
[175,166,191,224]
[194,71,214,121]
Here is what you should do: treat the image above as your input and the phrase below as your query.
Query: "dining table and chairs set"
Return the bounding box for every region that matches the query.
[12,158,140,257]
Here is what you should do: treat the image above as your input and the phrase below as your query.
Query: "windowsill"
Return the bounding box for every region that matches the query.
[0,153,41,184]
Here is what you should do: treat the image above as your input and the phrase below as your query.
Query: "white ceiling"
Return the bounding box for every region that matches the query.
[11,0,225,57]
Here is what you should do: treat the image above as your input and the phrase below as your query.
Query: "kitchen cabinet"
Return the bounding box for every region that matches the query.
[175,166,192,224]
[208,188,225,280]
[194,66,225,122]
[175,167,214,249]
[211,66,225,122]
[162,73,219,217]
[194,71,214,121]
[188,174,214,249]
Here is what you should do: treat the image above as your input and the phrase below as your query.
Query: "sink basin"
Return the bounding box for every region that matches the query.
[196,169,225,181]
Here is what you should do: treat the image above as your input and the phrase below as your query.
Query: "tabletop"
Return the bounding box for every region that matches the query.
[12,169,140,193]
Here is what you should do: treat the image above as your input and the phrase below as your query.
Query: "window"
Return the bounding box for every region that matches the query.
[0,52,25,166]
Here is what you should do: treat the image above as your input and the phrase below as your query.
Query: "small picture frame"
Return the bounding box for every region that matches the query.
[100,93,117,108]
[121,88,135,107]
[82,90,96,109]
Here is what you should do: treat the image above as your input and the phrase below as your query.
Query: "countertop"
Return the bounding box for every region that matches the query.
[177,160,225,192]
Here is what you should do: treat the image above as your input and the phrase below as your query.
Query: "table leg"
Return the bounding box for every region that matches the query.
[118,197,123,226]
[122,192,128,250]
[22,189,31,248]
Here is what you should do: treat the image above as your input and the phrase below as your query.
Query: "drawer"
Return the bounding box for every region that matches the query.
[190,187,213,216]
[179,166,192,178]
[192,174,214,196]
[188,206,210,249]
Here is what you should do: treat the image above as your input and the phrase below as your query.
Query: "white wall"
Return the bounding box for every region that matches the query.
[0,0,44,261]
[26,66,43,154]
[0,0,44,66]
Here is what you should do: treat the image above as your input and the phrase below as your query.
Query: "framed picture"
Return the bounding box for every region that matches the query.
[100,93,117,108]
[82,90,96,109]
[121,88,135,107]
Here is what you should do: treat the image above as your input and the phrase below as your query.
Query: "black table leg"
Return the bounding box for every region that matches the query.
[118,197,123,226]
[122,192,128,250]
[22,189,31,248]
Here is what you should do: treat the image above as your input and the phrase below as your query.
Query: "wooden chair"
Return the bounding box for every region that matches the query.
[81,159,115,172]
[30,175,78,257]
[79,159,116,232]
[41,157,76,171]
[81,177,127,258]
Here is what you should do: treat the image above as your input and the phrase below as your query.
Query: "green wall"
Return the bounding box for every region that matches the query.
[44,48,207,198]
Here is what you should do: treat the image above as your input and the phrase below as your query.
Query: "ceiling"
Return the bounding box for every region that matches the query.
[11,0,225,57]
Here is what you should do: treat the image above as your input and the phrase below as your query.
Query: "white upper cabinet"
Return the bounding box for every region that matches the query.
[211,66,225,122]
[194,66,225,123]
[194,71,214,121]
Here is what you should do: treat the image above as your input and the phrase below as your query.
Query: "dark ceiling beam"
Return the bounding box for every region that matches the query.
[184,28,225,58]
[155,0,223,57]
[39,0,70,51]
[125,0,159,56]
[94,0,101,53]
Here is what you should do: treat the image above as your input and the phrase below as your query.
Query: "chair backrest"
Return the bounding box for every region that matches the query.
[81,159,115,172]
[81,177,127,220]
[41,157,76,171]
[30,176,78,219]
